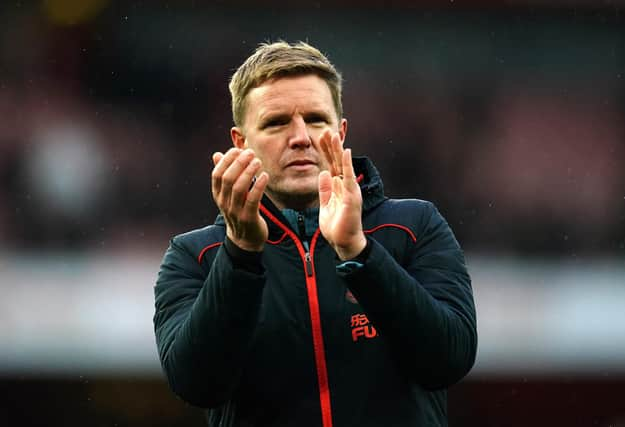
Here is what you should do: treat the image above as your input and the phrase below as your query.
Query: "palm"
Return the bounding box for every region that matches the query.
[319,176,362,249]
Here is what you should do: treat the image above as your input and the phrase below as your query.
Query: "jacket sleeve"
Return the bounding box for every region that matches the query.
[343,202,477,390]
[153,235,265,408]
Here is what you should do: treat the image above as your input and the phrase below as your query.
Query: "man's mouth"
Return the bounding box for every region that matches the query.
[286,160,316,168]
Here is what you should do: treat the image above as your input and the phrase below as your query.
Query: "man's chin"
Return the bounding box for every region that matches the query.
[275,175,318,192]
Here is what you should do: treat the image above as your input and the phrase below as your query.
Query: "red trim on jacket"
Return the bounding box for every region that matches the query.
[197,242,222,263]
[364,223,417,243]
[267,232,288,245]
[258,203,333,427]
[308,230,333,427]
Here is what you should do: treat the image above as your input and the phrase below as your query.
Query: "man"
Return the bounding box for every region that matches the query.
[154,41,477,427]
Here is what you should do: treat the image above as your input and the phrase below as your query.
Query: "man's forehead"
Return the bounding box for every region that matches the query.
[246,75,335,116]
[252,75,330,98]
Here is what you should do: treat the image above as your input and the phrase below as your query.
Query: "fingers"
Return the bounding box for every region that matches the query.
[331,133,344,177]
[212,151,224,165]
[342,148,357,191]
[332,174,343,199]
[319,129,344,177]
[211,148,242,197]
[319,130,336,175]
[211,148,263,214]
[319,150,356,208]
[244,171,269,216]
[229,154,261,209]
[318,170,332,207]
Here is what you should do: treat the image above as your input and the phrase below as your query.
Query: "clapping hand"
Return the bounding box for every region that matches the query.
[318,131,367,261]
[211,148,269,252]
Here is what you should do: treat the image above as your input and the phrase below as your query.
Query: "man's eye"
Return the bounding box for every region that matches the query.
[305,115,327,124]
[264,118,287,128]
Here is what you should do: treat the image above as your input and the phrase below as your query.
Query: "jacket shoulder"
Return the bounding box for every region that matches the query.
[156,225,226,284]
[155,224,225,310]
[369,198,438,229]
[170,224,226,259]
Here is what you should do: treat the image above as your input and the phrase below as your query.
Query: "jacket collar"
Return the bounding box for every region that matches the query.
[353,156,386,213]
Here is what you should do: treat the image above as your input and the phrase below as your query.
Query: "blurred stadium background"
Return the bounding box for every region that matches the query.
[1,0,624,425]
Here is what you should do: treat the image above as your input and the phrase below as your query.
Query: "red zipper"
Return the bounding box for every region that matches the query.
[259,204,333,427]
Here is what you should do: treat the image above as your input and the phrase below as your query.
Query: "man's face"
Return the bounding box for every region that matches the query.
[231,74,347,210]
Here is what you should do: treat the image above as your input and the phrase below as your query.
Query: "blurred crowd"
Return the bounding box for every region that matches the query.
[1,2,624,255]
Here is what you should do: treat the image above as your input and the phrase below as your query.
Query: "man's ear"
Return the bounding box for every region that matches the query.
[338,118,348,144]
[230,127,246,149]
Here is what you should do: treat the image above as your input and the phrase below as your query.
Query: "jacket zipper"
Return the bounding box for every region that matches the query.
[297,213,313,277]
[303,242,313,277]
[259,205,333,427]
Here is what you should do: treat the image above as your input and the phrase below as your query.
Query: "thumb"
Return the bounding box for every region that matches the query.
[318,170,332,206]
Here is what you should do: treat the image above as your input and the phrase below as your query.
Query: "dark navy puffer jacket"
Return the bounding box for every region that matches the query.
[154,157,477,427]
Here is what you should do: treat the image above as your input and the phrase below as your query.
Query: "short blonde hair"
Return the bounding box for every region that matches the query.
[229,41,343,128]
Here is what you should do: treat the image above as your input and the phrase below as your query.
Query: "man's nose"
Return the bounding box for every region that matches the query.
[287,116,312,148]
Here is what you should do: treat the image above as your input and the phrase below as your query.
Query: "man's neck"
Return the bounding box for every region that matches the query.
[281,206,319,239]
[265,191,319,211]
